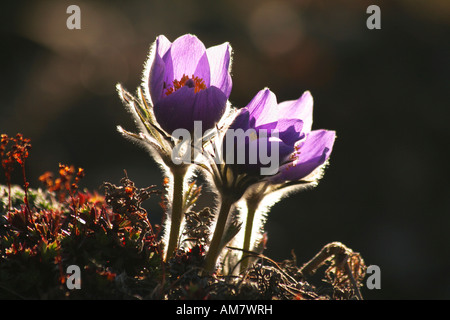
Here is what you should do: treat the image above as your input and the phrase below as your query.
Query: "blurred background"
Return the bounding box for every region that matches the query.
[1,0,449,299]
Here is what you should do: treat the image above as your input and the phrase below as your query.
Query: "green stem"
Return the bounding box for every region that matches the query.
[165,166,187,261]
[203,195,235,273]
[240,199,259,271]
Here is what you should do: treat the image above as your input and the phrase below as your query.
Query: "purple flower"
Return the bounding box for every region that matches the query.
[146,34,232,133]
[224,88,336,182]
[203,88,335,272]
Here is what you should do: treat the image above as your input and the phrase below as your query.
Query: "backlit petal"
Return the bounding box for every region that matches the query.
[277,91,313,133]
[271,129,336,182]
[149,35,173,103]
[206,42,232,98]
[162,34,210,87]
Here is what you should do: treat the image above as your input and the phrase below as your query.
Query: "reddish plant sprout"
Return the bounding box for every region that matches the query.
[39,164,87,236]
[1,133,32,215]
[0,134,13,186]
[39,164,84,203]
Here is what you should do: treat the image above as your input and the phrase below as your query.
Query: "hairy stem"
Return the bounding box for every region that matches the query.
[240,199,259,272]
[203,195,235,273]
[165,166,187,261]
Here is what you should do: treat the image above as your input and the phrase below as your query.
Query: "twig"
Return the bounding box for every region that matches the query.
[299,241,364,300]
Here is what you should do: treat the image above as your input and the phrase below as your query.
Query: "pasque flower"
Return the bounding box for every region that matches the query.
[203,88,336,272]
[147,34,232,134]
[235,88,336,270]
[116,34,233,261]
[241,88,335,182]
[115,33,336,273]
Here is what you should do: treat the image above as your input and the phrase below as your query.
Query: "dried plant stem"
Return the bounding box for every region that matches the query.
[300,241,363,300]
[300,242,349,276]
[21,162,31,221]
[165,166,187,261]
[343,259,363,300]
[204,195,234,273]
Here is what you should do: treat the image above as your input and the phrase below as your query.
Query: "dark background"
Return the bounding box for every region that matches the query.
[1,0,449,299]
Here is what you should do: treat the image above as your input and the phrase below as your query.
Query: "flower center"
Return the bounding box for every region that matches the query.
[165,74,206,96]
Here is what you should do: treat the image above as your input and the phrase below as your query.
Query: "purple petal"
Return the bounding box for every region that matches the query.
[256,118,304,147]
[254,136,296,167]
[224,112,297,175]
[206,42,232,98]
[270,129,336,183]
[162,34,210,88]
[191,86,228,131]
[153,85,227,133]
[228,109,251,132]
[246,89,278,127]
[149,35,173,104]
[155,35,172,59]
[277,91,314,133]
[153,86,196,133]
[224,135,294,176]
[243,136,288,174]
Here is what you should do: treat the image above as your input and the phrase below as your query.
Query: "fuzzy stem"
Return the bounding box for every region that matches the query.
[203,195,235,273]
[240,199,259,271]
[165,166,187,261]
